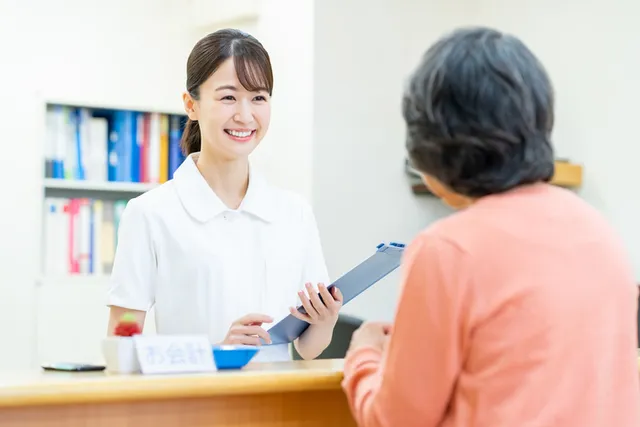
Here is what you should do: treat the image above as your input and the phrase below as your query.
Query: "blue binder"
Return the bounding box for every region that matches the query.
[265,242,406,345]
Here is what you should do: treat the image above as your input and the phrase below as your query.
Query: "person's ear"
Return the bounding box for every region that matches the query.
[182,92,198,121]
[422,174,474,210]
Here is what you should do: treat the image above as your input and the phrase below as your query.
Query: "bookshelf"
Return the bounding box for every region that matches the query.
[405,158,584,194]
[44,178,158,200]
[41,102,187,280]
[44,178,157,193]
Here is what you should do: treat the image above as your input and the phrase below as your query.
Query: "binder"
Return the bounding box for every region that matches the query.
[265,242,406,345]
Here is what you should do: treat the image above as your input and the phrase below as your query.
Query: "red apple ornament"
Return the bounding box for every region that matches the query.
[114,313,142,337]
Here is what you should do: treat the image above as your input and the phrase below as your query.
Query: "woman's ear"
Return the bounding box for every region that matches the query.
[422,174,474,210]
[182,92,198,121]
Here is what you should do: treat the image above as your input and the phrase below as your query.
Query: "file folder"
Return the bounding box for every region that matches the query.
[265,242,406,345]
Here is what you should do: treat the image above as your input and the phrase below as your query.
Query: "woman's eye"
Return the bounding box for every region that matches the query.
[221,95,235,101]
[254,95,266,102]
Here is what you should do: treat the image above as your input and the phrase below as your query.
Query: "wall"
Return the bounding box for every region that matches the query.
[312,0,472,321]
[0,0,191,368]
[312,0,640,324]
[473,0,640,277]
[251,0,315,201]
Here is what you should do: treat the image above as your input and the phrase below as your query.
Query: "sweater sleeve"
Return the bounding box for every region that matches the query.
[341,233,469,427]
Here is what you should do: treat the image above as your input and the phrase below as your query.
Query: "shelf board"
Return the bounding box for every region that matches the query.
[44,178,158,194]
[45,99,185,116]
[407,159,583,195]
[551,161,583,188]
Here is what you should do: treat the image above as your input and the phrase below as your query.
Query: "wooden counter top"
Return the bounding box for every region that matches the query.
[0,359,346,408]
[2,357,638,426]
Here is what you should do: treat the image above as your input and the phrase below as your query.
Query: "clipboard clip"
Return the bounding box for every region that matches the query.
[377,241,405,250]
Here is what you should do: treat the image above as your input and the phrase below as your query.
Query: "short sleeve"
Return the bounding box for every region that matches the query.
[300,203,331,287]
[107,198,157,311]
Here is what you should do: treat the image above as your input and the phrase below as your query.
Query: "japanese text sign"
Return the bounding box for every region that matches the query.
[133,335,215,374]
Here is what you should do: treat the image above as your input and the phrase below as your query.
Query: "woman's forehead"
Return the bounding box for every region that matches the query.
[203,57,271,93]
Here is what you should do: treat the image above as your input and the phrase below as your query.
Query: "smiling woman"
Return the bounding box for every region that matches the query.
[180,28,274,158]
[106,29,343,364]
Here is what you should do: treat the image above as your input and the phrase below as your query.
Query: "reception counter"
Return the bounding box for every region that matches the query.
[0,359,356,427]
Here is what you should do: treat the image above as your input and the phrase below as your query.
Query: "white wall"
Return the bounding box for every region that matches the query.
[312,0,470,321]
[251,0,315,201]
[472,0,640,277]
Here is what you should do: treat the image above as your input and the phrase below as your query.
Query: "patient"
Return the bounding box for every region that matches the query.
[341,26,640,427]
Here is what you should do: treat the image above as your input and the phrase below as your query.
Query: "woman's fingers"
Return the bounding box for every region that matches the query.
[298,287,318,320]
[289,306,313,323]
[248,325,272,344]
[222,313,275,346]
[231,324,272,344]
[294,283,344,325]
[228,334,262,346]
[237,313,273,326]
[307,283,328,316]
[332,286,344,304]
[318,284,337,311]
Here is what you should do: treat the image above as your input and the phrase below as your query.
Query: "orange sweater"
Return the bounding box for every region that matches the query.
[342,183,640,427]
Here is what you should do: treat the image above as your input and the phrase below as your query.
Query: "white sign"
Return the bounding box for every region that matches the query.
[133,335,215,374]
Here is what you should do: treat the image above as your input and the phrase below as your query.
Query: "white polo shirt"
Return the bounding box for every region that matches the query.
[107,153,330,362]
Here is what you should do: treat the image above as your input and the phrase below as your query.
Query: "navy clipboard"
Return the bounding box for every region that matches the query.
[265,242,406,345]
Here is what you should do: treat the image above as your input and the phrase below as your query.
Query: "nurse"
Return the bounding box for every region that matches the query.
[106,28,343,362]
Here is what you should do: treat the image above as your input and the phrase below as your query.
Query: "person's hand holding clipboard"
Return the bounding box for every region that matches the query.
[288,282,344,327]
[264,242,405,345]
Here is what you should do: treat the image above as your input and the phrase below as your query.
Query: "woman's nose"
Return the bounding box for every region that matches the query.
[234,101,253,124]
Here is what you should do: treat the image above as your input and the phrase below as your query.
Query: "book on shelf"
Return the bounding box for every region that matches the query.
[44,104,187,184]
[43,197,126,277]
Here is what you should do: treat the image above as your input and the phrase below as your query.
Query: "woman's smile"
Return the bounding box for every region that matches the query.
[224,128,256,143]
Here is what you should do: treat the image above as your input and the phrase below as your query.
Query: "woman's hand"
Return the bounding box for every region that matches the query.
[289,282,343,327]
[221,313,273,346]
[347,322,393,354]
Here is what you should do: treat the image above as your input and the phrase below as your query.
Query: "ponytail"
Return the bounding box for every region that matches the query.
[180,118,201,155]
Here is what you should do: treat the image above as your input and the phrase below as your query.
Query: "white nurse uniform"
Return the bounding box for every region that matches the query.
[106,153,330,362]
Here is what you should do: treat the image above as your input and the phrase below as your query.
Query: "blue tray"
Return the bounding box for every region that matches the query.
[212,345,259,370]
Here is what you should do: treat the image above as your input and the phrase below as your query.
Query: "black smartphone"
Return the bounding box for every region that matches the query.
[41,362,106,372]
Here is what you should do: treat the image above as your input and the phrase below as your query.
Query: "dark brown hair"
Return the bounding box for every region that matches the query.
[181,28,274,155]
[402,27,555,197]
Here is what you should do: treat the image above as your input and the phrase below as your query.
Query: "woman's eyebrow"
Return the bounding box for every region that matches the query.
[215,85,237,91]
[215,85,268,93]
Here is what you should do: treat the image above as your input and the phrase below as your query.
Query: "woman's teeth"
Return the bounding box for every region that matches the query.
[225,130,253,138]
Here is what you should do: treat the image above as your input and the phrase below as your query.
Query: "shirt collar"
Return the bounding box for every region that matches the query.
[173,153,276,223]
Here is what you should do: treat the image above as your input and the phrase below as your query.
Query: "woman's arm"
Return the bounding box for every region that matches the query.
[292,203,336,360]
[341,233,469,427]
[106,198,157,334]
[294,322,335,359]
[293,282,343,359]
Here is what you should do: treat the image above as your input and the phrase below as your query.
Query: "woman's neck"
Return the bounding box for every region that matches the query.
[195,151,249,210]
